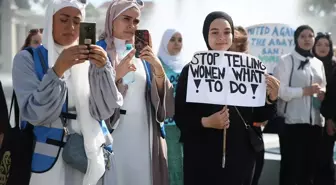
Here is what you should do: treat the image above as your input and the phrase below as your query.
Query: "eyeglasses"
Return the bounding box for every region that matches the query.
[29,28,43,34]
[317,32,331,39]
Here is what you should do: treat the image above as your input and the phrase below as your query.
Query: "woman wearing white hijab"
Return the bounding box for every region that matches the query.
[97,0,174,185]
[12,0,122,185]
[157,28,185,185]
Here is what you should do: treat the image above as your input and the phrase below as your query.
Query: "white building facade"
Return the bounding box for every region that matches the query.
[0,0,45,73]
[0,0,154,74]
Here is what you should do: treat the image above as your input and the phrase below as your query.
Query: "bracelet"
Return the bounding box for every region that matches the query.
[267,96,278,104]
[154,72,165,78]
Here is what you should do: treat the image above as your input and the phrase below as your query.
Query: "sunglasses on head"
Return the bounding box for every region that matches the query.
[29,28,43,34]
[317,32,331,39]
[124,0,144,7]
[62,0,87,4]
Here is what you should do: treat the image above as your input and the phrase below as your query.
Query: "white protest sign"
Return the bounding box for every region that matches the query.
[186,51,267,107]
[246,23,295,74]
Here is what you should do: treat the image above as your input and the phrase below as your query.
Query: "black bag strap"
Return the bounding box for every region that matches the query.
[9,92,20,128]
[284,55,295,114]
[0,81,11,133]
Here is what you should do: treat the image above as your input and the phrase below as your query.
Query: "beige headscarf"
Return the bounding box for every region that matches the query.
[100,0,143,67]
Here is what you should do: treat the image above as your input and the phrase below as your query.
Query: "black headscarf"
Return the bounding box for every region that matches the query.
[294,25,314,70]
[313,33,335,79]
[313,33,333,61]
[202,11,234,50]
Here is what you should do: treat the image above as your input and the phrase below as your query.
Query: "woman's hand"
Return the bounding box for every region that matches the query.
[53,45,89,77]
[139,45,165,75]
[201,106,230,129]
[265,74,280,101]
[89,45,108,68]
[326,119,336,136]
[115,49,137,81]
[317,91,325,101]
[303,84,321,96]
[138,32,165,77]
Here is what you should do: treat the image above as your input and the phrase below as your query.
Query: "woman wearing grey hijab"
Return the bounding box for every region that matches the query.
[98,0,174,185]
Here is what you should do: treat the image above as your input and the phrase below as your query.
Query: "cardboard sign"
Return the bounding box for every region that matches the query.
[186,51,267,107]
[247,23,295,73]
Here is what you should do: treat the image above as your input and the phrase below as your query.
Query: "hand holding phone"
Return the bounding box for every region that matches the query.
[79,22,96,46]
[135,30,150,58]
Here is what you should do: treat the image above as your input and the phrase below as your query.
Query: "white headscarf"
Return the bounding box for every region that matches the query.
[43,1,108,185]
[43,0,86,69]
[157,29,185,73]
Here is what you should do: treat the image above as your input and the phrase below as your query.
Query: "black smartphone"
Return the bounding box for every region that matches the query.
[135,30,150,58]
[79,22,96,46]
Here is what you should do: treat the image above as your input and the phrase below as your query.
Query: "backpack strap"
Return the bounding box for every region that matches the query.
[143,61,151,89]
[97,40,107,50]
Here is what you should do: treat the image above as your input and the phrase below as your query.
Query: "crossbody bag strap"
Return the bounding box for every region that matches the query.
[234,106,250,129]
[284,55,295,114]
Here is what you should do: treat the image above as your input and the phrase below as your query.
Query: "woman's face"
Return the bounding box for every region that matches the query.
[297,29,315,51]
[30,33,42,48]
[167,32,183,56]
[53,7,82,46]
[314,38,330,57]
[112,7,140,41]
[208,18,233,51]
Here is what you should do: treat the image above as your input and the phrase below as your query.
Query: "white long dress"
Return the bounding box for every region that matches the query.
[112,55,152,185]
[28,78,104,185]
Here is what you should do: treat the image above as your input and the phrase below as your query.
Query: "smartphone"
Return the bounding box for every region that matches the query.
[135,30,150,58]
[79,22,96,46]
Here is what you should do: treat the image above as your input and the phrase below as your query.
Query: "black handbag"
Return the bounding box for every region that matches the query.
[0,88,35,185]
[234,106,264,153]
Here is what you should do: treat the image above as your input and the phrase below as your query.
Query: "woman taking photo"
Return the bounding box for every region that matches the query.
[12,0,122,184]
[174,11,279,185]
[98,0,174,185]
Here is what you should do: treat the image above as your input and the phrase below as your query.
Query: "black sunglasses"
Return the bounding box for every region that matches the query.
[29,28,43,34]
[317,32,331,39]
[78,0,87,3]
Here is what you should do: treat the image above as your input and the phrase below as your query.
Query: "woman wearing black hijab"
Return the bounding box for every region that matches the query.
[316,33,336,185]
[174,11,279,185]
[274,25,326,185]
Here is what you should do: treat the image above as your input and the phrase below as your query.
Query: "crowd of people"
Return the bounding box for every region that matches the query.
[0,0,335,185]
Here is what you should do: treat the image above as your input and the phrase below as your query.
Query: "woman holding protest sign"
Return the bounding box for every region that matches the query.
[157,28,185,185]
[174,11,279,185]
[274,25,326,185]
